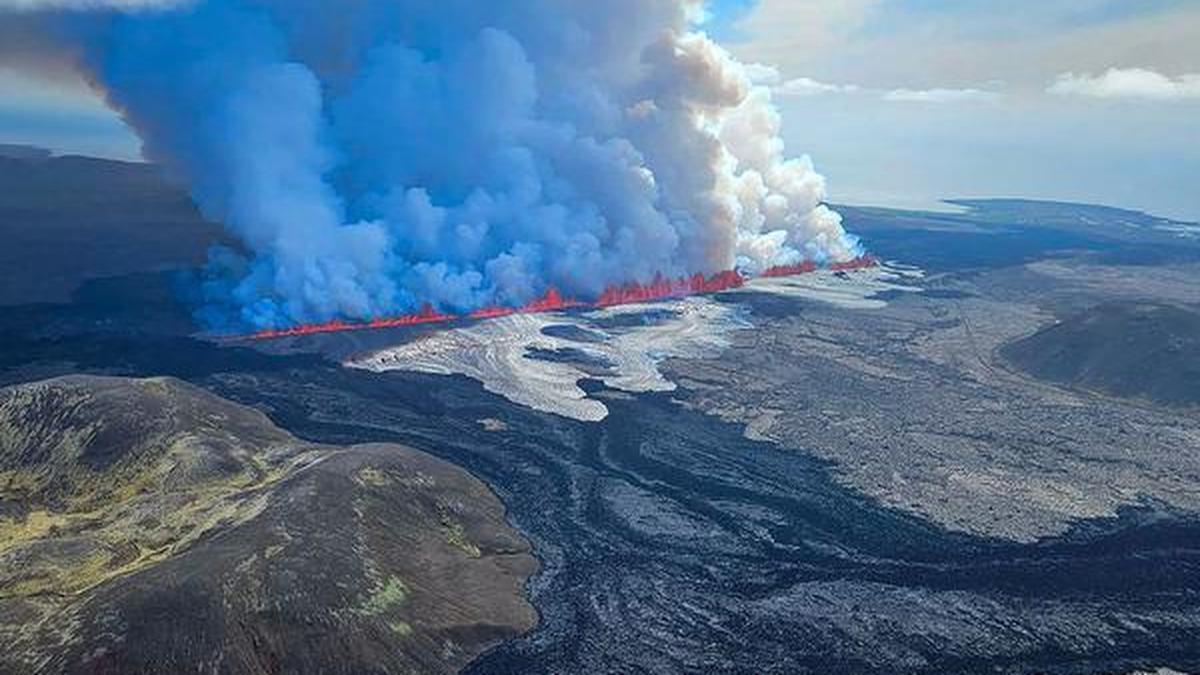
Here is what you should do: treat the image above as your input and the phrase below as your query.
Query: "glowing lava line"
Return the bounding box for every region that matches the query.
[228,256,877,342]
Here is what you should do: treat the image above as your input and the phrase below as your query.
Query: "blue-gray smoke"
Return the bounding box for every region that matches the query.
[13,0,862,328]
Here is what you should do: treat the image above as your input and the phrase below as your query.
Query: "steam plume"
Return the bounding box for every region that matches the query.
[13,0,862,328]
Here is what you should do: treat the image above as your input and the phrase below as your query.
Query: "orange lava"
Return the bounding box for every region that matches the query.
[232,256,877,342]
[829,255,879,273]
[760,260,818,278]
[594,270,746,307]
[760,254,878,278]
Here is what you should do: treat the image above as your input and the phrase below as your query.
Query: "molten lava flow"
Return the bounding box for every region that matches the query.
[366,304,457,329]
[520,287,589,313]
[233,257,878,341]
[467,306,516,320]
[829,255,879,272]
[762,254,877,278]
[760,260,818,278]
[594,270,744,307]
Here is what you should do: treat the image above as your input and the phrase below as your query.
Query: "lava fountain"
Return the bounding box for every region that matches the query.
[227,257,878,342]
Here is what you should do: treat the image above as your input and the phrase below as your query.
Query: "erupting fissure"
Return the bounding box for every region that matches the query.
[762,256,880,278]
[232,257,878,341]
[9,0,867,331]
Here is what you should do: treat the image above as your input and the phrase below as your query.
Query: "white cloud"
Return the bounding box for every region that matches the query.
[731,0,881,68]
[882,87,999,103]
[738,63,859,99]
[775,77,860,97]
[1049,67,1200,100]
[754,72,990,102]
[742,62,782,86]
[730,2,1200,102]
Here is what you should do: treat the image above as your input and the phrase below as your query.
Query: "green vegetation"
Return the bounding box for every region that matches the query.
[361,576,409,616]
[442,518,482,558]
[356,466,392,488]
[358,576,415,639]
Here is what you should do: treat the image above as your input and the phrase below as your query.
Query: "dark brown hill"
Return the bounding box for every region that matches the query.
[0,155,225,305]
[1002,302,1200,407]
[0,375,536,674]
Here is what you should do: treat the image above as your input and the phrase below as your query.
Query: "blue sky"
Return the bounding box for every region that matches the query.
[2,0,1198,220]
[722,0,1200,219]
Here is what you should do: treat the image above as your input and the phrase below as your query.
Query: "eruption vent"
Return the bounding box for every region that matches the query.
[233,256,877,342]
[12,0,863,329]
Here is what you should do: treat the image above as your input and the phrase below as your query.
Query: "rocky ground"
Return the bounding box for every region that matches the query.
[2,173,1199,673]
[668,258,1200,542]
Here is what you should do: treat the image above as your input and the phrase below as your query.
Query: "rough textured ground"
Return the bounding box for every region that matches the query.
[1002,300,1200,407]
[0,375,536,675]
[3,169,1200,674]
[349,264,924,423]
[350,298,751,421]
[667,260,1200,543]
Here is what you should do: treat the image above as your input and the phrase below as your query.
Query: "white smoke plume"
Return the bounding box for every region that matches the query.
[0,0,186,10]
[12,0,862,328]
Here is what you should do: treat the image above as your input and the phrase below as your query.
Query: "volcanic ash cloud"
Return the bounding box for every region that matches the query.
[18,0,862,328]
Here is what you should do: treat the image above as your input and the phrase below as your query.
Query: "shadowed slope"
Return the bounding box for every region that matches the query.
[0,155,225,306]
[0,375,536,674]
[1002,302,1200,407]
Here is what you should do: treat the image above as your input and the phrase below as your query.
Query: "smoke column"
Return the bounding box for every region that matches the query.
[10,0,862,329]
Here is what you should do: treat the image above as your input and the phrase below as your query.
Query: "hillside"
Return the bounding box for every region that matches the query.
[0,375,536,674]
[1002,302,1200,407]
[0,155,225,305]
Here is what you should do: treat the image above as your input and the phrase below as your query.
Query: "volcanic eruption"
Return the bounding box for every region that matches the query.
[6,0,864,332]
[235,259,877,342]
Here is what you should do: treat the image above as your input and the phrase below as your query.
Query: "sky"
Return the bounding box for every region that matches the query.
[1,0,1198,221]
[719,0,1200,220]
